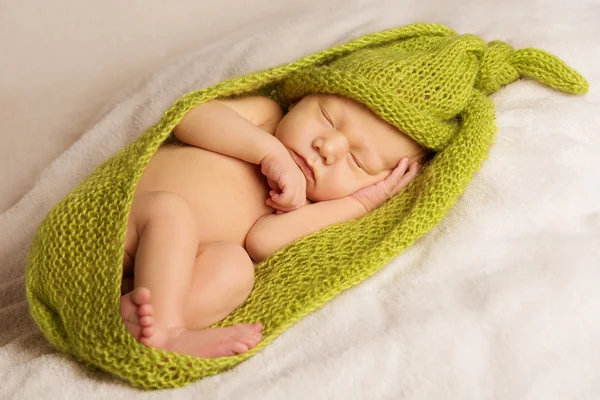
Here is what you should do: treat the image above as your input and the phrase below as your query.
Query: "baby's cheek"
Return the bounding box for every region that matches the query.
[310,175,363,201]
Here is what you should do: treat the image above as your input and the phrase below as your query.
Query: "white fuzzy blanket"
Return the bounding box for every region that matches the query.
[2,0,599,398]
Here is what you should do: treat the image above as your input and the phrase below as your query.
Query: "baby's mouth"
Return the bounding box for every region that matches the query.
[291,151,315,181]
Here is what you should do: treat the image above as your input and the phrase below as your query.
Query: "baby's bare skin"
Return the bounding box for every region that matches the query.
[132,140,273,247]
[120,94,424,358]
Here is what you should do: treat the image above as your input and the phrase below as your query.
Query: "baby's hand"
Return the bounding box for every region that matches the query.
[267,197,313,215]
[261,150,307,212]
[350,158,421,213]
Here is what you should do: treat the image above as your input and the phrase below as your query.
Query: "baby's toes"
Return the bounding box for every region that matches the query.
[139,303,153,317]
[235,327,262,349]
[141,326,155,339]
[131,287,151,306]
[230,341,250,355]
[139,325,162,348]
[139,315,154,328]
[139,335,153,346]
[242,334,261,349]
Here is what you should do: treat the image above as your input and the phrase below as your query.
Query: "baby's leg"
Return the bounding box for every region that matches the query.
[183,241,256,330]
[132,191,198,337]
[121,191,261,358]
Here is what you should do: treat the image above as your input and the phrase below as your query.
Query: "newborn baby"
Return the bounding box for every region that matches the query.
[119,94,424,359]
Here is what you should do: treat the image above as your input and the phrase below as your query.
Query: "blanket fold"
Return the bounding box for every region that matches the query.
[25,23,587,389]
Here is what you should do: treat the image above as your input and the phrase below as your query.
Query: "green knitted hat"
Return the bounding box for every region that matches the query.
[25,23,588,390]
[279,29,587,151]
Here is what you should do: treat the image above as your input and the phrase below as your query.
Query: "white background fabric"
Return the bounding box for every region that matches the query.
[1,0,599,398]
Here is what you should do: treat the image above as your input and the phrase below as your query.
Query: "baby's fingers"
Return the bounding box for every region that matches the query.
[266,198,294,214]
[271,186,293,206]
[388,159,420,195]
[272,184,305,209]
[270,191,303,210]
[267,178,279,191]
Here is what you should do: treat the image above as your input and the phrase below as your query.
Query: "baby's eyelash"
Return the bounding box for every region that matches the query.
[350,153,364,170]
[321,107,334,127]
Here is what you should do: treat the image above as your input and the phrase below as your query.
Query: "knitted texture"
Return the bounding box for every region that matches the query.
[25,23,588,390]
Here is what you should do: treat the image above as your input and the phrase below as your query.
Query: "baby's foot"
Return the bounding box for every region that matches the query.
[164,323,263,358]
[120,287,263,358]
[120,287,158,347]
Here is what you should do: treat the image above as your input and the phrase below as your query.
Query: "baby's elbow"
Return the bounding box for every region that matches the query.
[246,215,288,262]
[172,100,219,141]
[245,229,270,263]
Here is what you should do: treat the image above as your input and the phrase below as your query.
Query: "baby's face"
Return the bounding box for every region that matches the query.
[275,94,424,202]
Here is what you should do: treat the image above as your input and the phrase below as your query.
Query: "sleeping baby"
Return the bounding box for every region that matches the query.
[119,93,425,359]
[23,24,588,388]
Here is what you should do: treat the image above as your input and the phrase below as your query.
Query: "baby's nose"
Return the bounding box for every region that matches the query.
[312,132,349,165]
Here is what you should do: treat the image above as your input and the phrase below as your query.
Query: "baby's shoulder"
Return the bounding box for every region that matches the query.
[218,96,283,130]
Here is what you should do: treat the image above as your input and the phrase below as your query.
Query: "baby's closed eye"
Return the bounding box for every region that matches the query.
[349,152,365,170]
[321,107,334,128]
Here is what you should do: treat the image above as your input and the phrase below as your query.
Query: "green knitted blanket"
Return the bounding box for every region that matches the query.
[25,23,587,389]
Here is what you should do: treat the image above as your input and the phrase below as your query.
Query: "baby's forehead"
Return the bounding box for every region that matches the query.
[321,94,361,108]
[319,94,376,118]
[336,97,391,128]
[313,94,405,137]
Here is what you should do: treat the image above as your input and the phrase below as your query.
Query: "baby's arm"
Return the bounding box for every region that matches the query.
[245,196,366,262]
[175,96,306,210]
[246,158,420,262]
[173,96,284,165]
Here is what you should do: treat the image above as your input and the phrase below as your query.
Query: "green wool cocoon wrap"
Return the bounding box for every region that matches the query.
[25,23,588,389]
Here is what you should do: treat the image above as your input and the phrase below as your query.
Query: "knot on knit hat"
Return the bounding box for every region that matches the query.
[280,25,588,151]
[476,41,520,95]
[476,40,589,95]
